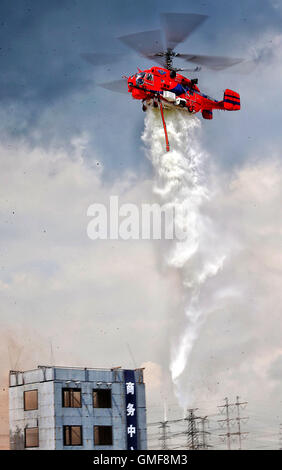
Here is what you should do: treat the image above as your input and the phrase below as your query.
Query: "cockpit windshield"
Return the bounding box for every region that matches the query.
[136,72,145,85]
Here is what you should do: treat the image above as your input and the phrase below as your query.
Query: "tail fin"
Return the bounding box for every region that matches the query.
[223,89,240,110]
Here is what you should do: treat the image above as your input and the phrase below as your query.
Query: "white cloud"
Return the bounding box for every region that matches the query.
[0,138,177,377]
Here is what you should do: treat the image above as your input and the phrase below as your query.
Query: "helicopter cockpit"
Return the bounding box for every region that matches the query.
[135,72,154,85]
[136,72,145,85]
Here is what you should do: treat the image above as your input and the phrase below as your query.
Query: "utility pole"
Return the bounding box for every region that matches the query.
[218,396,248,450]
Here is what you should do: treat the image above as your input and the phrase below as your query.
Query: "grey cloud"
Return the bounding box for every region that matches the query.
[0,0,281,173]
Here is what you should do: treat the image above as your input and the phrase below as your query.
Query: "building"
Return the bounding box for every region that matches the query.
[9,366,147,450]
[0,385,9,450]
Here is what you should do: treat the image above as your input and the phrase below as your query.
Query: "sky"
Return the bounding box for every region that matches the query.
[1,0,282,450]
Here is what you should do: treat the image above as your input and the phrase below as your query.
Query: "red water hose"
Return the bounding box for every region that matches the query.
[159,100,170,152]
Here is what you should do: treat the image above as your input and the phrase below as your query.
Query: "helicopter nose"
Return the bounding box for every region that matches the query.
[128,77,135,92]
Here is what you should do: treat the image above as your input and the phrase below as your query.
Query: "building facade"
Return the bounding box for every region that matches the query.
[9,366,147,450]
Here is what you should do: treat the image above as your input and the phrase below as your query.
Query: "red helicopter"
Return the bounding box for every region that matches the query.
[83,13,243,152]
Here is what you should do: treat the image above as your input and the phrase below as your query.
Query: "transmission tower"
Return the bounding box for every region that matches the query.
[159,421,170,450]
[278,424,282,450]
[218,396,249,450]
[218,398,231,450]
[199,416,212,449]
[184,408,200,449]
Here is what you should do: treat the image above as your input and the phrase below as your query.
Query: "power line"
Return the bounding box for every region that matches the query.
[149,409,212,450]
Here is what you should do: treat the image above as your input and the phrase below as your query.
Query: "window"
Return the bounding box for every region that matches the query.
[93,389,111,408]
[146,73,153,81]
[24,390,38,411]
[62,388,81,408]
[94,426,113,446]
[136,72,145,85]
[25,427,39,448]
[63,426,83,446]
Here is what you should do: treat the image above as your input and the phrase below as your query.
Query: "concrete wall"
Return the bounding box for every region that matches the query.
[54,380,126,449]
[53,368,146,450]
[9,367,54,387]
[9,381,55,450]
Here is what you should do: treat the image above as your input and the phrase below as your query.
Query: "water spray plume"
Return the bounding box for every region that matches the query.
[142,109,225,407]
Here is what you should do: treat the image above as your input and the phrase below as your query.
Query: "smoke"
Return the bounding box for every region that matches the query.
[142,109,227,407]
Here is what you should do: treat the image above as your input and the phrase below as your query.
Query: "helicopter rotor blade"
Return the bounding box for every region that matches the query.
[161,13,208,51]
[81,52,124,66]
[98,79,128,94]
[146,54,167,67]
[176,66,202,72]
[223,59,257,74]
[118,30,164,59]
[179,53,244,70]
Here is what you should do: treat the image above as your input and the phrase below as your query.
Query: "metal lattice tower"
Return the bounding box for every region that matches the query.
[185,409,200,450]
[159,421,170,450]
[218,396,249,450]
[278,424,282,450]
[199,416,212,449]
